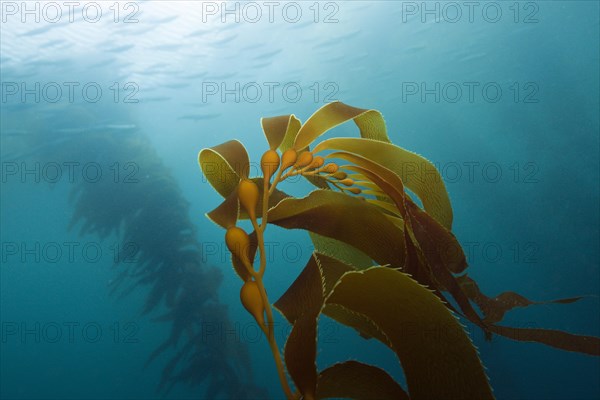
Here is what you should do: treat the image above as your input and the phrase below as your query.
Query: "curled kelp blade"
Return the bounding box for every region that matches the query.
[455,274,599,355]
[340,164,412,238]
[314,253,357,295]
[303,173,331,190]
[330,151,410,214]
[261,114,301,152]
[322,303,390,344]
[355,181,387,193]
[366,198,403,218]
[343,165,408,217]
[345,172,369,181]
[309,232,372,270]
[198,140,250,198]
[489,325,600,356]
[275,254,399,398]
[326,267,495,400]
[403,198,467,273]
[293,101,390,151]
[268,190,406,267]
[346,163,472,328]
[385,214,404,230]
[404,201,486,333]
[230,230,258,282]
[285,313,319,398]
[361,189,389,198]
[274,254,324,324]
[316,361,408,400]
[332,152,407,193]
[277,254,324,398]
[259,113,329,188]
[314,137,453,230]
[458,274,586,325]
[206,187,239,229]
[276,253,387,344]
[402,227,457,315]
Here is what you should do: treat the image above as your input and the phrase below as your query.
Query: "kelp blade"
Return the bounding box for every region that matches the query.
[458,274,585,324]
[316,361,409,400]
[276,254,404,399]
[205,187,239,229]
[277,253,388,344]
[490,325,600,356]
[199,140,250,198]
[314,137,453,229]
[293,101,390,150]
[276,254,324,398]
[309,232,372,270]
[326,267,494,400]
[268,190,405,267]
[261,114,301,152]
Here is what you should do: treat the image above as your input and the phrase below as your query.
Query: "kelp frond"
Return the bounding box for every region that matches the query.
[200,101,600,400]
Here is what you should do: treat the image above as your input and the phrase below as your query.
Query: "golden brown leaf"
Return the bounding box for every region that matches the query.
[205,187,239,229]
[309,233,372,271]
[198,140,250,197]
[326,267,495,400]
[268,190,405,267]
[293,101,390,151]
[316,361,409,400]
[459,275,585,324]
[275,254,323,398]
[489,325,600,356]
[261,114,301,152]
[314,138,453,229]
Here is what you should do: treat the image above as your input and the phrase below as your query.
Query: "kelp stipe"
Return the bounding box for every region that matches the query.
[199,101,600,399]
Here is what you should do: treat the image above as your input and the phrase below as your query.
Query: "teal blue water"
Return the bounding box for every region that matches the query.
[1,1,598,399]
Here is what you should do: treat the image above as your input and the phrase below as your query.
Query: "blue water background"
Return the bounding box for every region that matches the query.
[1,1,598,399]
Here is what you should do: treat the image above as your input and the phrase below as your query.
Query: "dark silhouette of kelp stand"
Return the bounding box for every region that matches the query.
[1,100,265,398]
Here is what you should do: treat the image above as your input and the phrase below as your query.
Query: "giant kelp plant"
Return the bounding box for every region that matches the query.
[2,101,265,398]
[199,101,600,399]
